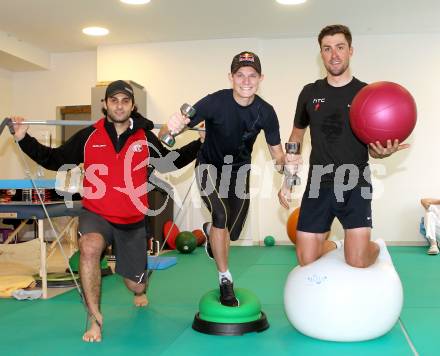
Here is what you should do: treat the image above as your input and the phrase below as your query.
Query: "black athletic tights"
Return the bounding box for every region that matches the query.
[195,162,250,241]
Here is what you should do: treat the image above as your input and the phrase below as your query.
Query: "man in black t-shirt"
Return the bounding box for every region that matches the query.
[166,52,285,307]
[279,25,409,268]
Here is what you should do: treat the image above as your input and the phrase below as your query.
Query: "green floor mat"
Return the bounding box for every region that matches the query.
[235,264,292,305]
[163,306,413,356]
[0,246,431,355]
[400,307,440,356]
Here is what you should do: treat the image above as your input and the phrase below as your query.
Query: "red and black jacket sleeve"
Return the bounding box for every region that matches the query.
[17,126,95,170]
[18,124,201,173]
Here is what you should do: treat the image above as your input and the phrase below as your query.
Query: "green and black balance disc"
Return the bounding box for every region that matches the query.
[192,288,269,335]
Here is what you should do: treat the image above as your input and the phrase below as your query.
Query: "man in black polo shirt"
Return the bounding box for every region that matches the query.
[280,25,409,268]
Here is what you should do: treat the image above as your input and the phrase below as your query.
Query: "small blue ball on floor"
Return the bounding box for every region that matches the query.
[264,235,275,247]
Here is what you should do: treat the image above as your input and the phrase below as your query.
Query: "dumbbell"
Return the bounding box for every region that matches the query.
[285,142,301,188]
[160,103,196,147]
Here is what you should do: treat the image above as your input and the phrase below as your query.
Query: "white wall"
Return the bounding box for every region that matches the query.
[13,51,97,120]
[0,30,50,71]
[5,51,97,179]
[0,68,12,118]
[0,68,16,177]
[7,34,439,244]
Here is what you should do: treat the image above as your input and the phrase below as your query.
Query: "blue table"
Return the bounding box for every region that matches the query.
[0,179,56,189]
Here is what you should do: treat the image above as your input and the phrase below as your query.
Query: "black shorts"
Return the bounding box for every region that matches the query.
[297,185,373,233]
[78,208,147,284]
[195,162,250,241]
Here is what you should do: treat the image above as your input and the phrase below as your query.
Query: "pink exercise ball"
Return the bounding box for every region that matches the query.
[349,81,417,146]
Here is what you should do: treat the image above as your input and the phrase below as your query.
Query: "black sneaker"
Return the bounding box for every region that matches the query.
[202,222,214,260]
[219,278,239,307]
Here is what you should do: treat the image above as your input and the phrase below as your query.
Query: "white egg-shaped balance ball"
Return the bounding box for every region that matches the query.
[284,245,403,341]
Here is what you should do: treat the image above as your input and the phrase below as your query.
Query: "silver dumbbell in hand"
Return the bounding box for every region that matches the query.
[285,142,301,188]
[160,103,196,147]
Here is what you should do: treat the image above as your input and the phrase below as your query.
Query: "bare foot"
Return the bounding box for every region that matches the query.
[134,293,148,307]
[82,314,103,342]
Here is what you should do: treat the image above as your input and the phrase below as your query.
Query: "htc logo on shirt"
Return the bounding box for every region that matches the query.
[313,98,325,111]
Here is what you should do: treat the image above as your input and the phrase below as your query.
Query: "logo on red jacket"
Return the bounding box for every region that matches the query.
[132,144,143,152]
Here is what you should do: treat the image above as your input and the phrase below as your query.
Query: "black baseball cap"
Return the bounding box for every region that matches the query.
[231,51,261,75]
[105,80,134,101]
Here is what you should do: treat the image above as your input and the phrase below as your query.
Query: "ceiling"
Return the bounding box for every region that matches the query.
[0,0,439,53]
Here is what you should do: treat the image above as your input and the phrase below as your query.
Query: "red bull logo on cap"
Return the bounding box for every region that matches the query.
[239,53,255,62]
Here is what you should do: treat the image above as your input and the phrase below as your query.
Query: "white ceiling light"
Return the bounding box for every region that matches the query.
[276,0,307,4]
[120,0,151,4]
[82,27,109,36]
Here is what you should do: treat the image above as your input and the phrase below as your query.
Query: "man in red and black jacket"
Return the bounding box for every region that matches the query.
[11,80,202,342]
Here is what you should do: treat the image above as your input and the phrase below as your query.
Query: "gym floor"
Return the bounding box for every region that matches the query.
[0,245,434,355]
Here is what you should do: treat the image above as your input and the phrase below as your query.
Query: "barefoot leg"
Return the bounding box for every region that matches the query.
[83,313,103,342]
[79,233,106,342]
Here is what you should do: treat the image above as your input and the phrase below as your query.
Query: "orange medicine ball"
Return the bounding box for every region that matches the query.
[286,207,300,244]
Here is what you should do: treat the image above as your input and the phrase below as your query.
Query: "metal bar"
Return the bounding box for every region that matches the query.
[21,120,97,126]
[15,120,205,131]
[0,117,205,134]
